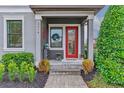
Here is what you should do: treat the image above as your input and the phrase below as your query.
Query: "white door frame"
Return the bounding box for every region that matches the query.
[48,24,81,62]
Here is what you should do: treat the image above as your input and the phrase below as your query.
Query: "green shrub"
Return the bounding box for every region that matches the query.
[87,73,123,88]
[1,52,36,82]
[19,62,29,81]
[0,63,5,81]
[96,5,124,85]
[8,62,19,81]
[100,59,124,85]
[19,62,36,82]
[2,52,34,66]
[28,66,36,82]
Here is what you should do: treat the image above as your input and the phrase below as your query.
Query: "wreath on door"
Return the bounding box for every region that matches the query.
[52,33,60,41]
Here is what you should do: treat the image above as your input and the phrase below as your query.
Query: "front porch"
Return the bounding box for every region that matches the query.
[30,5,102,66]
[41,17,92,62]
[35,16,94,66]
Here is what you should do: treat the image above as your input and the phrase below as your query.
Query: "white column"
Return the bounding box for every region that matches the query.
[87,15,94,61]
[81,23,85,55]
[35,15,42,67]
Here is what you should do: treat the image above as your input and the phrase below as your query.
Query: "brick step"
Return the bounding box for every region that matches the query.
[50,68,81,71]
[50,71,81,75]
[50,65,82,72]
[49,61,82,73]
[50,67,82,71]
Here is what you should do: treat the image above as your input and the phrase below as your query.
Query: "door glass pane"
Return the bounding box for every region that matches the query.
[50,27,63,48]
[68,29,75,54]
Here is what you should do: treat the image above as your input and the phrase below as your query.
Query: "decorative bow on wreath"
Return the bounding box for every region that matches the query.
[52,33,60,41]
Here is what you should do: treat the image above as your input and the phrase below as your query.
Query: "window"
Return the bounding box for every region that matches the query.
[50,27,63,48]
[4,16,24,50]
[7,20,22,48]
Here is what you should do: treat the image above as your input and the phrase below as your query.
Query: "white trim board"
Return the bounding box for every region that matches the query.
[3,16,25,51]
[0,6,33,13]
[36,11,94,17]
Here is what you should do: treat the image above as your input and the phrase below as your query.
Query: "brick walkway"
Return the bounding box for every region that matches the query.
[45,73,88,88]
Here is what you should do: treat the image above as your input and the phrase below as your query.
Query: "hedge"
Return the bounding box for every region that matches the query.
[96,5,124,86]
[1,52,34,66]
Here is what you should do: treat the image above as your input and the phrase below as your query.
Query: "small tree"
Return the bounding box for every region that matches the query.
[96,5,124,85]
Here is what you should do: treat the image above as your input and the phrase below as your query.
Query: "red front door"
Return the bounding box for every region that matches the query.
[66,26,78,58]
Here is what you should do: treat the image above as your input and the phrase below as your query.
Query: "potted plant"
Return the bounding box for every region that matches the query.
[81,59,96,81]
[38,59,50,74]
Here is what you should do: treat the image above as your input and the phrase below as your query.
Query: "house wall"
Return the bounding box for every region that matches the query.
[0,12,36,61]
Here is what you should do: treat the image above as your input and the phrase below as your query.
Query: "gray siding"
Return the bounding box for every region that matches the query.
[0,12,36,61]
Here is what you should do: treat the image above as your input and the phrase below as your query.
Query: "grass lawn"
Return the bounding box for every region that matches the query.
[86,73,123,88]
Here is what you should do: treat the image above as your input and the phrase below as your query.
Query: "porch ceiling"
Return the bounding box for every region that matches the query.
[30,5,104,14]
[45,17,87,24]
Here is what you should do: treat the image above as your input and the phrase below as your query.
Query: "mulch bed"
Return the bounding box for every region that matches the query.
[0,72,49,88]
[80,68,97,81]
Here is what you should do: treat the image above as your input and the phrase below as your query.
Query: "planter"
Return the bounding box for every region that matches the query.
[81,68,96,81]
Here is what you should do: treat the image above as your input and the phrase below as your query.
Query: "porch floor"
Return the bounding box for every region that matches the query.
[45,73,88,88]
